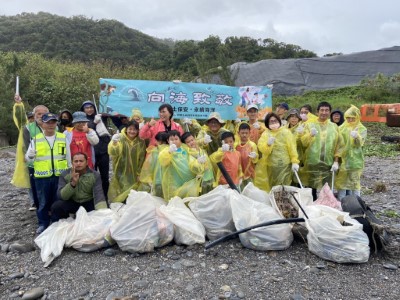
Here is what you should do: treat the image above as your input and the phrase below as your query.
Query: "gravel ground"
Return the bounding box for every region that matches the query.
[0,149,399,300]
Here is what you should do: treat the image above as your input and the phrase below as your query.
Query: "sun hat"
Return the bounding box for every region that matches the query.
[72,111,90,124]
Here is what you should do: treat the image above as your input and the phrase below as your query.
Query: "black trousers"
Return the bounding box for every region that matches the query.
[51,200,95,222]
[95,152,109,199]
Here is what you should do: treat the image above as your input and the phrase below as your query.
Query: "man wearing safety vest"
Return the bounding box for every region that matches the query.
[25,112,71,234]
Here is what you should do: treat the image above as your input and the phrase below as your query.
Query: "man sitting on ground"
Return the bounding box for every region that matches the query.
[51,152,108,222]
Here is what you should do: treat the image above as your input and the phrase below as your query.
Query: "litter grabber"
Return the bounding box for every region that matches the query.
[205,165,309,250]
[216,162,240,193]
[205,217,305,250]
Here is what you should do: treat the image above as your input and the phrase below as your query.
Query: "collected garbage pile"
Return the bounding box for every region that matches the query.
[35,184,395,267]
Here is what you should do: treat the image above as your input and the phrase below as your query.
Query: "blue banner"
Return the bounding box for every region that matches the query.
[99,79,272,120]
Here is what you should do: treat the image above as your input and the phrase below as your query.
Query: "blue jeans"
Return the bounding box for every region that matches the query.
[34,176,59,228]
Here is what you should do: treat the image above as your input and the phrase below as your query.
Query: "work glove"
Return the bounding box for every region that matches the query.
[197,155,207,164]
[350,130,358,139]
[248,152,257,159]
[235,118,241,124]
[267,136,275,146]
[296,124,305,134]
[169,144,178,153]
[291,163,299,172]
[330,161,339,172]
[112,133,121,142]
[27,148,36,159]
[94,114,102,124]
[183,118,192,125]
[204,134,212,144]
[310,128,318,137]
[221,143,230,152]
[252,122,260,129]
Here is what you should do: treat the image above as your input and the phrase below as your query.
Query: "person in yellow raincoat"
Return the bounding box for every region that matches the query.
[235,123,259,189]
[159,130,204,201]
[196,112,229,156]
[181,132,214,195]
[139,132,169,197]
[108,120,146,203]
[299,101,344,199]
[254,113,299,192]
[210,131,243,190]
[335,105,367,200]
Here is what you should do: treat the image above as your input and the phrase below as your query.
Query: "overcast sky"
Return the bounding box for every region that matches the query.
[1,0,399,56]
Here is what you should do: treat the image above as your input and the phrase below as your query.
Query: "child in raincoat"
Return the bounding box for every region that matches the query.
[255,113,299,192]
[181,132,214,195]
[108,120,146,203]
[210,131,243,189]
[158,130,204,201]
[235,123,259,189]
[335,105,367,200]
[139,132,169,197]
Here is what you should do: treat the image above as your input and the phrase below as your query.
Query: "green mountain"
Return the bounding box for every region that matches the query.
[0,12,171,68]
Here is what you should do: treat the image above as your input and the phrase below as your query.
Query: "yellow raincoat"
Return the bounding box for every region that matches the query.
[187,147,214,195]
[255,127,299,192]
[159,144,204,201]
[335,105,367,191]
[11,102,30,188]
[196,126,229,156]
[299,118,343,189]
[108,128,146,202]
[139,144,168,197]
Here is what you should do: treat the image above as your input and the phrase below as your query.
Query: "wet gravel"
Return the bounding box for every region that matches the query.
[0,149,399,300]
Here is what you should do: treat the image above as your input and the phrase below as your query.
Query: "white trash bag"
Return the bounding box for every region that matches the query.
[230,191,293,251]
[65,207,118,252]
[35,218,74,267]
[160,197,206,245]
[187,185,235,241]
[110,190,174,253]
[242,182,272,206]
[304,205,370,263]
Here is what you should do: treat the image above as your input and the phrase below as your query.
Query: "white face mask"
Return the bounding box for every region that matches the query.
[269,123,280,130]
[300,113,308,121]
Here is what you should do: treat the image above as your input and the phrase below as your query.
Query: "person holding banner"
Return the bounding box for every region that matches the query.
[139,104,183,149]
[80,100,111,199]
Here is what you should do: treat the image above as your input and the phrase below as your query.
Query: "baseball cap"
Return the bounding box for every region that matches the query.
[278,102,289,110]
[246,104,259,111]
[42,113,58,123]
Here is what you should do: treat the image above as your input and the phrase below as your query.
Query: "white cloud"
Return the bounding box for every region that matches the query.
[0,0,399,56]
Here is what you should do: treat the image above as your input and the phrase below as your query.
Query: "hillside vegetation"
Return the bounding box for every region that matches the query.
[0,12,399,156]
[0,12,316,75]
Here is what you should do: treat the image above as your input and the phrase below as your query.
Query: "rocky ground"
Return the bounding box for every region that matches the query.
[0,149,399,300]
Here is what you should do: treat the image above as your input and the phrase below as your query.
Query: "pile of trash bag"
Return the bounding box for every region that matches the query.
[35,182,372,266]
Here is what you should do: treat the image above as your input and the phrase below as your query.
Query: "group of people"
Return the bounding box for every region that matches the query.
[12,95,367,235]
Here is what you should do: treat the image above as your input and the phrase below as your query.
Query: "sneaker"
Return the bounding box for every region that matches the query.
[36,226,46,235]
[29,204,37,211]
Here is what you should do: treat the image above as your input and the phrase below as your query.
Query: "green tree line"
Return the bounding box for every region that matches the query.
[0,52,190,144]
[0,13,317,76]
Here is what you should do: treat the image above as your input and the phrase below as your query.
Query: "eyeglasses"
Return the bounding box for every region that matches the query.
[269,119,280,124]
